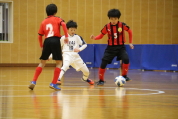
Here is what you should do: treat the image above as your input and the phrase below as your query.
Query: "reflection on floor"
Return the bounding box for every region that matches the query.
[0,67,178,119]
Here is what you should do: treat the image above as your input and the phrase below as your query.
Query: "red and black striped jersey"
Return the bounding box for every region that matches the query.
[101,21,130,46]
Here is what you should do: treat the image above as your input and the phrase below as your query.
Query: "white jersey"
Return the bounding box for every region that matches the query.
[60,34,87,53]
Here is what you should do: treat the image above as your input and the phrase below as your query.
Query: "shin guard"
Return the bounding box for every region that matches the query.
[99,68,106,81]
[121,63,130,76]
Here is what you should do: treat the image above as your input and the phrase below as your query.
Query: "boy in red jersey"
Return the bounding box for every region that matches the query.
[90,8,134,86]
[28,4,68,90]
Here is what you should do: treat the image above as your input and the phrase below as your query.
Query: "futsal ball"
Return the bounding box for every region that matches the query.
[114,76,126,87]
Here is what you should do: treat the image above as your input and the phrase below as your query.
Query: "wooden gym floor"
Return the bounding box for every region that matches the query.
[0,67,178,119]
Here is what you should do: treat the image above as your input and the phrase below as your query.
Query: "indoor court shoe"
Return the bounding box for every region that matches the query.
[96,80,105,86]
[49,83,61,91]
[56,80,61,85]
[123,76,132,81]
[86,79,94,85]
[28,81,36,90]
[81,78,94,85]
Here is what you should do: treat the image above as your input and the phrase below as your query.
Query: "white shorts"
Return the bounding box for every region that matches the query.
[62,52,86,71]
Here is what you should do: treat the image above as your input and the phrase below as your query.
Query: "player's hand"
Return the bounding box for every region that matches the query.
[129,44,134,49]
[74,48,80,52]
[90,35,95,40]
[64,37,69,44]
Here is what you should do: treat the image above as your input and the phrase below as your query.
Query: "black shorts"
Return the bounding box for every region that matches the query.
[102,45,129,64]
[40,37,62,60]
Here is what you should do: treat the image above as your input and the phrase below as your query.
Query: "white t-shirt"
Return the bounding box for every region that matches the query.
[60,34,87,53]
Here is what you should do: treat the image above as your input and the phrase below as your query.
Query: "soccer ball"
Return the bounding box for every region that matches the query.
[114,76,126,87]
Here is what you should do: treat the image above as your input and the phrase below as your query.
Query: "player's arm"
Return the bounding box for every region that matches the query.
[90,25,107,40]
[78,36,87,51]
[90,33,104,40]
[38,23,44,48]
[38,34,43,48]
[74,35,87,52]
[60,21,69,43]
[123,23,134,49]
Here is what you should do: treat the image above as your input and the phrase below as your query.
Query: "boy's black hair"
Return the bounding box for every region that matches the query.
[46,4,57,16]
[66,20,78,29]
[107,9,121,19]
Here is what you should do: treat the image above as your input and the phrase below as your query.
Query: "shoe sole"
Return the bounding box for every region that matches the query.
[49,86,61,91]
[96,83,104,86]
[28,84,35,90]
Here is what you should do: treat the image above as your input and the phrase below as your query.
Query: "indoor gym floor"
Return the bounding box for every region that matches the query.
[0,67,178,119]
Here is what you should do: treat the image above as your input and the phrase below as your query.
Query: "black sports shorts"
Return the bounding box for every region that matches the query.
[102,45,129,64]
[40,36,62,60]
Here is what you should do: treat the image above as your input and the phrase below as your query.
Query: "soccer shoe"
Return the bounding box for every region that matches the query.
[86,79,94,85]
[81,78,94,85]
[28,81,36,90]
[56,80,61,85]
[96,80,105,86]
[123,76,132,81]
[49,83,61,91]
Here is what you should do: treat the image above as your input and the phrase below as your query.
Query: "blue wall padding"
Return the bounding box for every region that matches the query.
[79,44,178,71]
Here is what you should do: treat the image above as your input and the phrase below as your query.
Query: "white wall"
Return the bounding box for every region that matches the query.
[0,6,2,33]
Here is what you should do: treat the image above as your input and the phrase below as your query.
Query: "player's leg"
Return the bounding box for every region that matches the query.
[96,47,115,85]
[119,50,131,81]
[70,54,94,85]
[49,60,62,90]
[29,60,46,90]
[56,59,71,85]
[29,38,51,90]
[96,60,108,85]
[32,60,46,82]
[49,37,63,90]
[80,66,94,85]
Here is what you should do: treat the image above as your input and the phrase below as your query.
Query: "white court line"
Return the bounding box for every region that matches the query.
[0,85,165,97]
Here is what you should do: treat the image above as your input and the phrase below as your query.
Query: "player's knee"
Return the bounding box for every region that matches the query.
[56,60,62,68]
[122,58,129,64]
[38,62,46,68]
[61,64,69,71]
[100,60,108,69]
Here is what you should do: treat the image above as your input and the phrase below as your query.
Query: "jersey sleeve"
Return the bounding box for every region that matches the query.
[100,25,108,35]
[78,35,87,51]
[122,22,132,43]
[78,35,86,45]
[122,22,130,31]
[93,25,107,40]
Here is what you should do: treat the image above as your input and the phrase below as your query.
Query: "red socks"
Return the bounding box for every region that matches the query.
[99,68,106,81]
[32,67,61,84]
[52,68,61,84]
[32,67,42,81]
[122,63,130,76]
